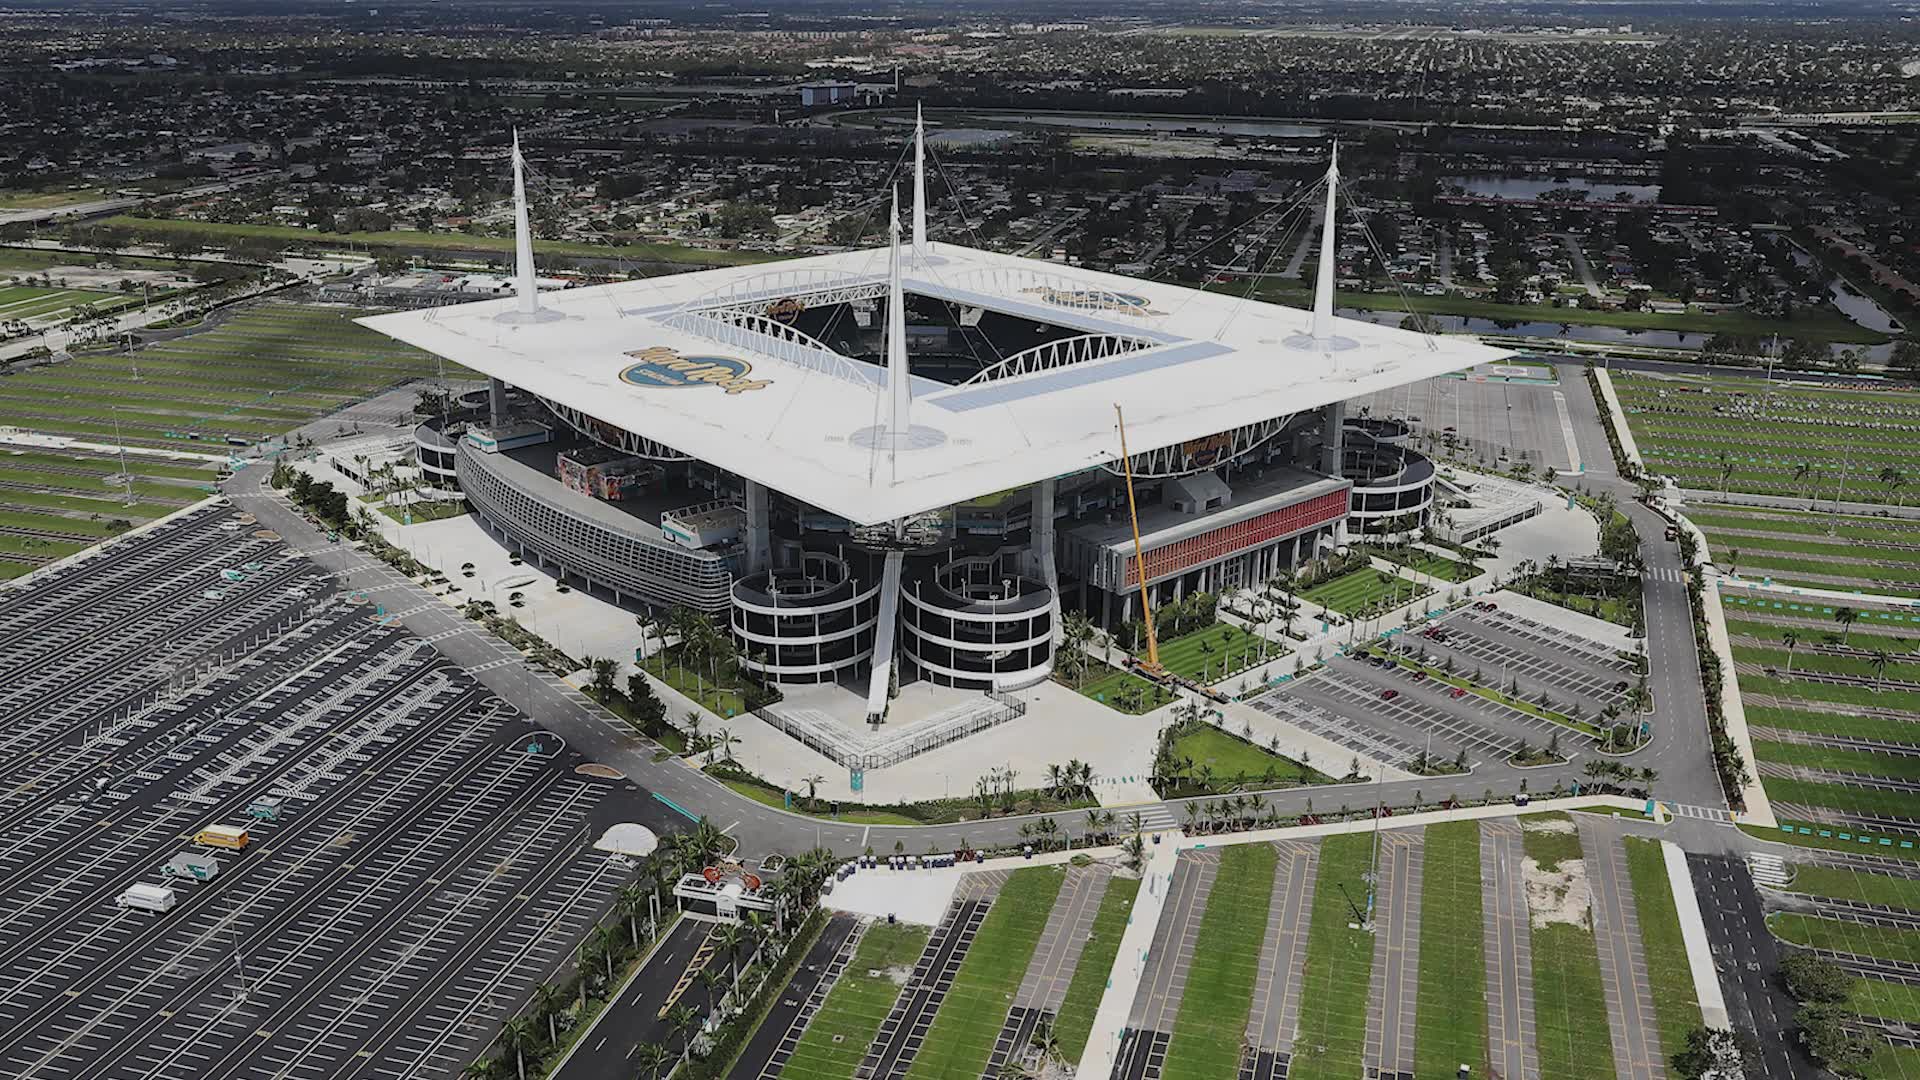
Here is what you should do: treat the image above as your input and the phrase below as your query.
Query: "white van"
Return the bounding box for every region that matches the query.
[117,883,178,914]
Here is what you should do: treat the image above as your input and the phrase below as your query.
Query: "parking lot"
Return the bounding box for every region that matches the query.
[1251,601,1640,772]
[0,505,650,1080]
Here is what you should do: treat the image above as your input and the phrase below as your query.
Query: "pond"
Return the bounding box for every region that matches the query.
[1004,112,1325,138]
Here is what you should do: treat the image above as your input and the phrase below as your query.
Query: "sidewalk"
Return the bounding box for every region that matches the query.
[1592,367,1643,471]
[1663,839,1731,1029]
[1698,577,1776,827]
[1074,838,1179,1080]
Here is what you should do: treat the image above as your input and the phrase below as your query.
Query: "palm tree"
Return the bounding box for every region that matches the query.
[615,882,649,947]
[1727,548,1740,576]
[802,773,825,810]
[667,1002,699,1057]
[492,1017,540,1080]
[529,981,567,1045]
[1872,648,1892,692]
[634,1042,671,1080]
[717,922,748,985]
[1882,466,1907,507]
[1781,629,1798,677]
[1717,450,1734,496]
[1836,606,1859,645]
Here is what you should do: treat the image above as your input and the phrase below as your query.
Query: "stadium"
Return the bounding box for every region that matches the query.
[365,124,1511,749]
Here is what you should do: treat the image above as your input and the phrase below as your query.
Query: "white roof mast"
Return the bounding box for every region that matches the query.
[886,190,912,443]
[498,129,558,324]
[1310,141,1339,344]
[911,104,928,259]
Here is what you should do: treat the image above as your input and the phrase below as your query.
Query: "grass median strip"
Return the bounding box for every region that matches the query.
[1161,844,1279,1080]
[1054,876,1141,1065]
[781,922,930,1080]
[1622,837,1700,1059]
[1289,834,1374,1080]
[904,866,1065,1080]
[1522,814,1617,1080]
[1415,821,1486,1080]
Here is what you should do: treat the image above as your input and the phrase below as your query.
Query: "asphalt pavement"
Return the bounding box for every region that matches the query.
[1689,853,1825,1080]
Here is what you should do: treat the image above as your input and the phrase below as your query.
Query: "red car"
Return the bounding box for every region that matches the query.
[1380,688,1399,701]
[1450,687,1469,699]
[1413,672,1429,682]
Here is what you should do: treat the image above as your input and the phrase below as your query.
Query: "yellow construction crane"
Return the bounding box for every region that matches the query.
[1114,404,1162,675]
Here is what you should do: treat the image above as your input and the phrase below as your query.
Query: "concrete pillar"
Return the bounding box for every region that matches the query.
[745,480,772,575]
[487,376,508,429]
[1320,400,1346,477]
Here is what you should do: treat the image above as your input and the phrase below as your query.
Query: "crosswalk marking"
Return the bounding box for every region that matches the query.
[1669,802,1733,822]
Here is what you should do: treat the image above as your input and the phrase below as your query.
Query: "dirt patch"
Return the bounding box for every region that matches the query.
[1521,816,1576,835]
[1522,855,1592,930]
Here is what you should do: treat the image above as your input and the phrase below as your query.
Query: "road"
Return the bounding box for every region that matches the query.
[561,918,762,1080]
[1689,853,1825,1080]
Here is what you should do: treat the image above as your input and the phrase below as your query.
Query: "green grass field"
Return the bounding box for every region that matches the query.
[1786,865,1920,909]
[1755,742,1920,781]
[1747,705,1920,746]
[780,923,930,1080]
[1414,821,1487,1080]
[102,214,777,267]
[1160,844,1278,1080]
[1853,978,1920,1024]
[1771,912,1920,965]
[1742,822,1920,861]
[1760,779,1920,824]
[1622,837,1700,1059]
[0,302,450,450]
[1054,877,1140,1064]
[0,446,222,576]
[1154,623,1288,685]
[1300,566,1432,617]
[1167,725,1331,791]
[1616,372,1920,511]
[1865,1044,1920,1079]
[1289,834,1375,1080]
[1522,815,1616,1080]
[904,867,1065,1080]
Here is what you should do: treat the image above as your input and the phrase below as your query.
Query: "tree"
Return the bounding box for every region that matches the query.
[1717,451,1735,496]
[1834,606,1859,645]
[1781,952,1854,1004]
[1881,466,1907,507]
[633,1042,672,1080]
[492,1017,540,1080]
[802,773,824,810]
[1670,1024,1755,1080]
[1871,648,1891,692]
[1781,629,1798,677]
[1798,1002,1876,1073]
[589,656,618,700]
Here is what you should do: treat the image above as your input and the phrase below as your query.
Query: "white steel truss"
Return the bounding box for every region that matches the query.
[660,308,883,389]
[538,397,693,461]
[1101,416,1293,479]
[959,332,1159,385]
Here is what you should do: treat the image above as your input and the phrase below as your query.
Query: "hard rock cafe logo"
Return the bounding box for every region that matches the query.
[620,346,772,395]
[1021,286,1162,317]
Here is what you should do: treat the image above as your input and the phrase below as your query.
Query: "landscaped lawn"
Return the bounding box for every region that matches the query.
[1623,837,1700,1060]
[1414,821,1487,1080]
[1054,877,1140,1064]
[1300,566,1431,617]
[1755,742,1920,781]
[904,866,1065,1080]
[1154,623,1288,686]
[1161,844,1277,1080]
[1771,912,1920,966]
[1522,815,1616,1080]
[1289,834,1375,1080]
[1741,822,1920,862]
[1077,668,1177,714]
[1864,1044,1920,1080]
[1167,724,1332,789]
[1365,545,1479,583]
[1745,706,1920,747]
[781,922,930,1080]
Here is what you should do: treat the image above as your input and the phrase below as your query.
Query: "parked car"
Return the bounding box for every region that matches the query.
[1450,688,1469,699]
[1380,689,1399,701]
[1413,672,1428,682]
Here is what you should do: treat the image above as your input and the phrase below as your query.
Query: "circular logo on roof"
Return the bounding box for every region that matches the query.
[1022,286,1162,317]
[620,347,772,395]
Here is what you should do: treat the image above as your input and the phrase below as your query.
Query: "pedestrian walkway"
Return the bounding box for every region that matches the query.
[1244,839,1318,1078]
[1076,838,1183,1080]
[1580,819,1665,1080]
[1481,819,1542,1080]
[1365,830,1425,1080]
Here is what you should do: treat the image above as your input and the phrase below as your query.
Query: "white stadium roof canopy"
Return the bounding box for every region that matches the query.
[360,240,1511,526]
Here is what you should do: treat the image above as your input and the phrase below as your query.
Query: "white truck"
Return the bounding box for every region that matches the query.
[161,851,220,884]
[117,883,178,914]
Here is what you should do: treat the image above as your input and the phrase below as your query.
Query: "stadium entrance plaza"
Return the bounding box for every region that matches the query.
[349,466,1611,808]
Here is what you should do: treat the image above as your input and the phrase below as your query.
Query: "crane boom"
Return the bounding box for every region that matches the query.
[1114,404,1162,674]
